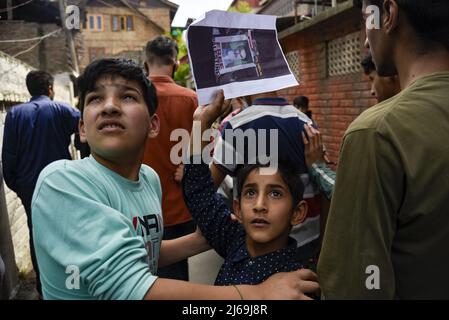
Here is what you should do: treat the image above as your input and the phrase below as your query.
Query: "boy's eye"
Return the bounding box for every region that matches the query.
[269,190,283,198]
[123,94,137,102]
[87,96,102,104]
[244,189,256,198]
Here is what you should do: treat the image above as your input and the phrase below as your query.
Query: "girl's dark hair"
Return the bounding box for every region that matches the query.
[359,0,449,50]
[236,161,305,210]
[77,58,158,116]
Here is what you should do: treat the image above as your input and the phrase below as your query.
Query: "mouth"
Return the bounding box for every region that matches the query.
[251,218,270,227]
[97,120,125,132]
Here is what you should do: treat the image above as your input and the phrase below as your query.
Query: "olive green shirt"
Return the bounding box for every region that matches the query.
[318,72,449,299]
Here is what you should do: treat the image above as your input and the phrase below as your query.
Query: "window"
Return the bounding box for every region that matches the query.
[327,32,362,77]
[112,15,119,31]
[86,14,103,31]
[89,47,105,62]
[126,16,133,31]
[111,15,134,32]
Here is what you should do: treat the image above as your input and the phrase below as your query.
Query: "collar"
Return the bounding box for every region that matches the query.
[252,97,289,106]
[149,75,175,84]
[30,95,51,102]
[232,237,298,263]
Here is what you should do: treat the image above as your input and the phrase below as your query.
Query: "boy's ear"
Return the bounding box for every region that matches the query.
[79,118,87,143]
[291,200,308,226]
[148,114,160,139]
[144,62,149,76]
[232,199,243,223]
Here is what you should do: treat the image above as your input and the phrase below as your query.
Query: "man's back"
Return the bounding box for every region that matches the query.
[318,72,449,299]
[2,95,79,191]
[143,76,197,227]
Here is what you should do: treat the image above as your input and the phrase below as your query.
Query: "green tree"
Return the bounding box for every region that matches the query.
[228,0,252,13]
[165,28,190,87]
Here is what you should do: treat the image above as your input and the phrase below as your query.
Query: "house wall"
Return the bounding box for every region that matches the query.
[81,5,171,68]
[279,7,377,162]
[0,21,72,75]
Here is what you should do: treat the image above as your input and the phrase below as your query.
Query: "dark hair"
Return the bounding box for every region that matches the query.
[145,35,179,66]
[361,53,376,75]
[26,70,54,96]
[293,96,309,109]
[358,0,449,50]
[77,58,158,116]
[236,162,304,210]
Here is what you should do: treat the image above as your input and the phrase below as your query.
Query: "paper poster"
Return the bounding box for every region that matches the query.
[187,10,299,105]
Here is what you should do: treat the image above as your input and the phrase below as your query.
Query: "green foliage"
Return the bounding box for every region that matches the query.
[228,0,252,13]
[165,28,191,86]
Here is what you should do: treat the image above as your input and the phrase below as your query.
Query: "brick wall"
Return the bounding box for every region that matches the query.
[0,21,71,75]
[279,7,377,162]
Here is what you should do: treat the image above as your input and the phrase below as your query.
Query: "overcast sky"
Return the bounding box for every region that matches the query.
[169,0,234,27]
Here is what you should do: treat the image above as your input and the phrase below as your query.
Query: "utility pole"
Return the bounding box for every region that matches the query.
[58,0,79,75]
[7,0,13,20]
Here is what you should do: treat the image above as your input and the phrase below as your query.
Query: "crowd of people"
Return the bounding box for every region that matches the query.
[1,0,449,299]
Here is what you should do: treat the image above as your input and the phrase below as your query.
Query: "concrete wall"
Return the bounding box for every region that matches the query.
[0,51,76,298]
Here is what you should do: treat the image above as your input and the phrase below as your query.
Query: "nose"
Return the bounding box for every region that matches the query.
[253,194,267,213]
[371,82,376,97]
[102,97,121,116]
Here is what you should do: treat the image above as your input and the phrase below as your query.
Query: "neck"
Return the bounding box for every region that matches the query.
[245,235,289,258]
[147,64,173,78]
[91,151,143,181]
[394,41,449,89]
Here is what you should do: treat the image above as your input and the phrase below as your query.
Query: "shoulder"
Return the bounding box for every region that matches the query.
[140,164,162,196]
[228,104,311,129]
[35,158,103,194]
[55,101,80,114]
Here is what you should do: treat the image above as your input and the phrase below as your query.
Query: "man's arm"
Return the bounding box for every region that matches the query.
[2,111,18,191]
[302,124,336,201]
[317,128,402,299]
[158,228,211,267]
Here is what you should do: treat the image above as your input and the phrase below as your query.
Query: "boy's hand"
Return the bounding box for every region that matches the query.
[302,124,325,167]
[193,90,231,128]
[251,269,320,300]
[174,164,184,183]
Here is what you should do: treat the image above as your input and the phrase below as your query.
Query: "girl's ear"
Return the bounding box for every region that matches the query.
[232,199,243,223]
[291,200,308,226]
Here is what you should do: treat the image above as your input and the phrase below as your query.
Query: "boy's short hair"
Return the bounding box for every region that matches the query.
[77,58,158,116]
[145,35,178,66]
[293,96,309,110]
[236,161,304,210]
[361,53,376,75]
[357,0,449,50]
[26,70,54,96]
